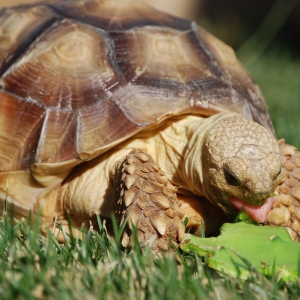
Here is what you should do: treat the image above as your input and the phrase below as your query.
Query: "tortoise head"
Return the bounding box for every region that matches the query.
[201,114,281,217]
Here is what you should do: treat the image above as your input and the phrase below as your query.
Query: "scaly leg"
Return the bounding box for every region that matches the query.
[267,139,300,241]
[114,149,185,251]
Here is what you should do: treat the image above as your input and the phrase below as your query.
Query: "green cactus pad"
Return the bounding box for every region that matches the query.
[181,223,300,282]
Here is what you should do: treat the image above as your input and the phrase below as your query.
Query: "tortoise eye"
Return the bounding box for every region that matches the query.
[275,168,281,178]
[224,167,240,186]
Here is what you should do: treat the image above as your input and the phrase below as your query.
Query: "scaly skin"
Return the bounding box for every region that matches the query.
[201,114,281,212]
[115,150,185,250]
[184,113,281,213]
[266,140,300,241]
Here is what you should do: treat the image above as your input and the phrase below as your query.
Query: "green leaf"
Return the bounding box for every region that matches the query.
[181,222,300,282]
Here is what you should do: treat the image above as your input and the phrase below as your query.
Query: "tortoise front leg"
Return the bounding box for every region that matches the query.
[266,140,300,241]
[114,150,185,251]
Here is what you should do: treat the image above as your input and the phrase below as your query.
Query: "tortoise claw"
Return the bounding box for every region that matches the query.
[114,149,185,251]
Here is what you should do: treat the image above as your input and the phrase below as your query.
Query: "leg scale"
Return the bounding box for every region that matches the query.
[114,149,185,251]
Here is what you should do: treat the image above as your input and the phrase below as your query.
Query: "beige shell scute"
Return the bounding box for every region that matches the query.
[0,5,56,75]
[194,24,273,133]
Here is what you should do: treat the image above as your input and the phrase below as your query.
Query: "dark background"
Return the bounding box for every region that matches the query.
[199,0,300,58]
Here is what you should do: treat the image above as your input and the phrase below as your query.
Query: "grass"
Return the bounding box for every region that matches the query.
[1,212,300,300]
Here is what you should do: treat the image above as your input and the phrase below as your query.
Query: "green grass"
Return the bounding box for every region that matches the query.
[0,211,299,300]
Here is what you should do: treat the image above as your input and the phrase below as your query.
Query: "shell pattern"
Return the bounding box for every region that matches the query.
[0,0,273,174]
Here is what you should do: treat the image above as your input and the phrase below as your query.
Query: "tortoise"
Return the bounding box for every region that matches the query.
[0,0,299,250]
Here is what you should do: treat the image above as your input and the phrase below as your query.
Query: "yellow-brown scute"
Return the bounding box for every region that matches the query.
[204,114,281,206]
[1,19,121,109]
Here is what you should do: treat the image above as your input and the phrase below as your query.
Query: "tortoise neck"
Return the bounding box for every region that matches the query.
[182,112,235,198]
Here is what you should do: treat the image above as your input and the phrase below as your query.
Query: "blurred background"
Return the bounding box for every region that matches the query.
[1,0,300,147]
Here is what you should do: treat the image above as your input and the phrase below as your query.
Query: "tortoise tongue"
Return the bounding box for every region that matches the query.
[230,196,275,223]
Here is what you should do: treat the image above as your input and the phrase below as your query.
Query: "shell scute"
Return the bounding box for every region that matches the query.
[195,26,272,131]
[78,99,139,159]
[36,109,78,164]
[111,27,227,91]
[0,5,56,76]
[2,19,126,110]
[50,0,191,32]
[0,90,46,171]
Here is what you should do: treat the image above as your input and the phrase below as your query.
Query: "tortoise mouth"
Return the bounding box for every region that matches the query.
[229,196,275,223]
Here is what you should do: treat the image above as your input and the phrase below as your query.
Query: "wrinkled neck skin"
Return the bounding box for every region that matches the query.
[182,112,234,204]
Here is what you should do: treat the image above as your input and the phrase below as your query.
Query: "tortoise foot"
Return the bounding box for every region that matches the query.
[267,140,300,241]
[114,149,185,251]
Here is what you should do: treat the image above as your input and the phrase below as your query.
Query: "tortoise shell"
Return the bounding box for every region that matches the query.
[0,0,273,175]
